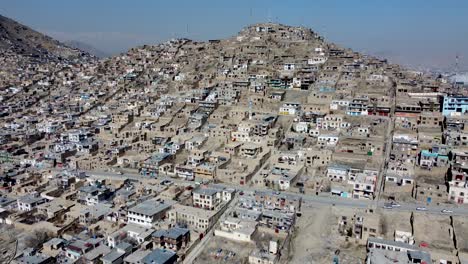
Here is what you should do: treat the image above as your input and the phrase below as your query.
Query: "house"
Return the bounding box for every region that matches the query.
[13,250,55,264]
[294,122,309,133]
[214,217,257,242]
[167,204,217,231]
[193,188,220,210]
[185,135,206,150]
[442,95,468,116]
[240,143,263,158]
[79,204,112,226]
[260,209,295,230]
[418,150,448,169]
[78,185,113,206]
[248,241,279,264]
[17,195,46,212]
[101,242,132,264]
[187,149,208,166]
[174,165,194,181]
[224,142,242,155]
[140,153,174,176]
[42,238,65,258]
[327,164,350,181]
[317,134,339,147]
[348,170,378,199]
[141,248,177,264]
[307,56,327,65]
[283,63,295,71]
[107,224,154,248]
[83,244,112,264]
[127,200,174,228]
[317,114,349,130]
[193,164,216,180]
[279,102,301,116]
[354,212,381,244]
[418,111,443,127]
[269,91,285,101]
[346,98,368,116]
[232,122,255,142]
[254,191,301,213]
[152,227,190,251]
[366,238,431,264]
[65,239,102,261]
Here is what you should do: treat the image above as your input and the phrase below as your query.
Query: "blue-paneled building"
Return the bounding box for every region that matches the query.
[442,96,468,116]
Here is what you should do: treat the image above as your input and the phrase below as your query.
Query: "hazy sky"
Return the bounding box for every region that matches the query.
[1,0,467,71]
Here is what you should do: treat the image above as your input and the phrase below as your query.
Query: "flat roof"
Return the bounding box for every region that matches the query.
[142,248,176,264]
[129,199,174,216]
[193,188,218,197]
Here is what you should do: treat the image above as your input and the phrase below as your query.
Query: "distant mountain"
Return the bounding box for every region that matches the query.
[0,14,91,60]
[64,40,110,58]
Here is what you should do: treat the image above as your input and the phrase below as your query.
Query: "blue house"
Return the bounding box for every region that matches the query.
[442,96,468,116]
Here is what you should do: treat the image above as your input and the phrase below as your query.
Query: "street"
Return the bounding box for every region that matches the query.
[77,170,468,217]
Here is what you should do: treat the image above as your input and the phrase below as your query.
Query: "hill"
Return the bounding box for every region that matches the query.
[0,14,91,60]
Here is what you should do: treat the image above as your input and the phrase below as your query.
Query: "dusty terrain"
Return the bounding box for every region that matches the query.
[284,205,366,264]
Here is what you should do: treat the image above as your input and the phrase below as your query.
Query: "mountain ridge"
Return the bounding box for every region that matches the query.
[0,14,92,60]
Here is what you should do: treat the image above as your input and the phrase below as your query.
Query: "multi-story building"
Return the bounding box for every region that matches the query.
[127,200,174,228]
[17,195,46,212]
[442,95,468,116]
[193,188,220,210]
[167,204,217,231]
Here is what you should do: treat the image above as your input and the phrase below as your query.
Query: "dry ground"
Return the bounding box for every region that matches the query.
[284,205,366,264]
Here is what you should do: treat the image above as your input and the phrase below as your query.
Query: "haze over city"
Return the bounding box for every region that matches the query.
[2,1,468,264]
[1,0,467,71]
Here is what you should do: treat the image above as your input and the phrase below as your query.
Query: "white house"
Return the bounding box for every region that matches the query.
[307,56,327,65]
[279,102,301,116]
[283,63,295,71]
[317,134,339,147]
[327,165,350,181]
[294,122,309,133]
[127,200,173,228]
[214,218,257,242]
[17,195,46,212]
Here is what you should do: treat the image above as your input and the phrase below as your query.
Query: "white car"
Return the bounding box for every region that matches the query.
[383,203,393,209]
[416,207,427,211]
[441,209,453,214]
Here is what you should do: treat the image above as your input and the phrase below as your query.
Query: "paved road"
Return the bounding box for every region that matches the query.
[76,169,468,217]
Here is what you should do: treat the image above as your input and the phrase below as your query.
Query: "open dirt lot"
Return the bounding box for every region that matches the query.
[284,205,366,264]
[193,235,256,264]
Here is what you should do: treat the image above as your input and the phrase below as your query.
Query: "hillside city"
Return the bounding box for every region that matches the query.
[1,13,468,264]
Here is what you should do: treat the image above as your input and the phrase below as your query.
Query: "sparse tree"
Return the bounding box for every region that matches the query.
[24,229,52,249]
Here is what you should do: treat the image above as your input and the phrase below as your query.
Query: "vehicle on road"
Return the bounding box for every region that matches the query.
[160,179,173,186]
[441,209,453,214]
[416,207,427,211]
[390,201,400,207]
[383,203,393,209]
